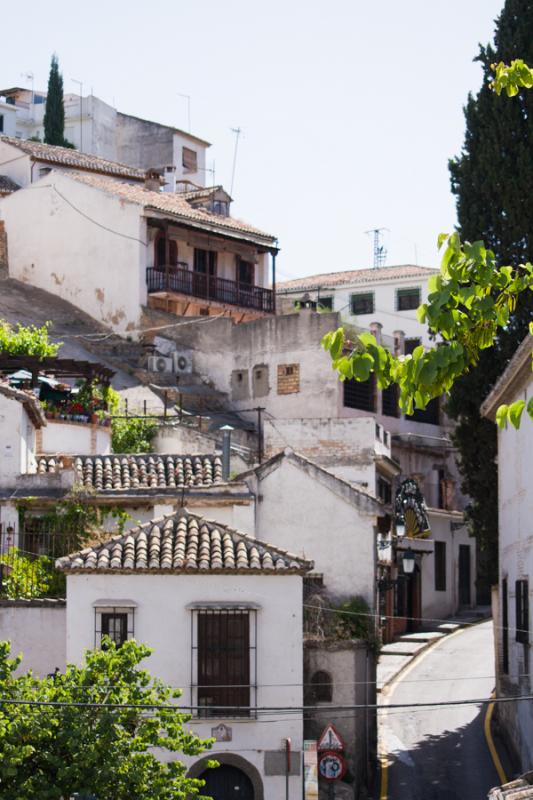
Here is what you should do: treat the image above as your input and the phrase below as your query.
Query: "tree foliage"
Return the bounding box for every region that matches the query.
[0,319,60,357]
[112,417,158,453]
[43,54,74,149]
[0,639,213,799]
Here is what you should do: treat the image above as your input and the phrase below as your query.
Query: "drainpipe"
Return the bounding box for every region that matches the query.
[272,249,277,313]
[220,425,233,481]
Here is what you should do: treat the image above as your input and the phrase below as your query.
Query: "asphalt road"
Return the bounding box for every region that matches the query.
[380,621,502,800]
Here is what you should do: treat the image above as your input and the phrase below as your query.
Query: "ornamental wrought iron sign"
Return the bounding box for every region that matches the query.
[395,478,430,539]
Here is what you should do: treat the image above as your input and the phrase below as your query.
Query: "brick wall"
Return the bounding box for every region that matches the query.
[277,363,300,394]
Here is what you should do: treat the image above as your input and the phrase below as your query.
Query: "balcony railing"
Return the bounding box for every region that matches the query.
[146,266,274,313]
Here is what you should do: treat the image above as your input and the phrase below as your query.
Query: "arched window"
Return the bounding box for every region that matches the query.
[311,670,333,702]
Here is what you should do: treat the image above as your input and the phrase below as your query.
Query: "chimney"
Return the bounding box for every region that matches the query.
[162,165,177,193]
[370,321,383,345]
[220,425,234,481]
[393,330,405,356]
[144,169,161,192]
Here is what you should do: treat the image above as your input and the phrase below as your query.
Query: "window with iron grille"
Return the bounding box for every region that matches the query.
[94,606,135,648]
[350,292,374,316]
[192,609,257,718]
[516,579,529,645]
[317,296,333,310]
[377,475,392,505]
[343,374,376,412]
[396,287,421,311]
[434,541,446,592]
[382,383,399,417]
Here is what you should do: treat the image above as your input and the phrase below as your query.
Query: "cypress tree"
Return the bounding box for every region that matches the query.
[448,0,533,597]
[43,54,68,147]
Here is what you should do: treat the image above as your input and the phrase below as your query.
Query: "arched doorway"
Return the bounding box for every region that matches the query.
[188,754,263,800]
[198,764,254,800]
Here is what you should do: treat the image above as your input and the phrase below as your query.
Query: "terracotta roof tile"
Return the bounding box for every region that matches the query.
[56,508,313,573]
[1,136,146,181]
[66,171,277,247]
[37,453,223,490]
[277,264,438,292]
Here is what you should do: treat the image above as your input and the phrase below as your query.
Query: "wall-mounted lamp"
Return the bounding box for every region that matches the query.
[402,548,416,575]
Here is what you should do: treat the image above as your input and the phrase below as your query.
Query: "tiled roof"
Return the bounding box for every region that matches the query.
[56,508,313,573]
[277,264,438,292]
[488,774,533,799]
[37,453,223,490]
[66,172,277,248]
[0,381,46,428]
[0,136,146,181]
[0,175,20,194]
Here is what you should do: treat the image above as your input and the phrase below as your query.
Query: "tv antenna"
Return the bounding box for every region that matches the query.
[230,127,243,197]
[365,227,389,268]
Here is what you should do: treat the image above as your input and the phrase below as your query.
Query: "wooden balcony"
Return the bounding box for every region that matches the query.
[146,267,275,314]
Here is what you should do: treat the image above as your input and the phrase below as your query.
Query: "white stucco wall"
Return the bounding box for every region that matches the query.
[0,602,66,676]
[66,571,304,798]
[496,371,533,770]
[0,170,146,334]
[40,419,111,456]
[0,103,18,138]
[0,394,37,484]
[249,458,377,603]
[421,512,475,620]
[0,141,32,188]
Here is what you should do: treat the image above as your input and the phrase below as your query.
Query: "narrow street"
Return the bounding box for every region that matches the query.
[379,621,504,800]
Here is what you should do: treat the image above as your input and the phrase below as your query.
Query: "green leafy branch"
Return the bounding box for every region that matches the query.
[491,58,533,96]
[0,319,60,357]
[322,233,533,427]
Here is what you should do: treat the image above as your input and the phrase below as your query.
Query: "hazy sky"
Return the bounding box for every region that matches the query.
[2,0,504,280]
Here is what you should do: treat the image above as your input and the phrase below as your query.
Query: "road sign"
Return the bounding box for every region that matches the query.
[317,723,345,752]
[318,750,347,782]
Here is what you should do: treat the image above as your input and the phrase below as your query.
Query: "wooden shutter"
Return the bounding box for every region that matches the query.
[516,580,529,644]
[198,611,250,715]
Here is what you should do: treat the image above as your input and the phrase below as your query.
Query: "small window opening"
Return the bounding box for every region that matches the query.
[311,670,333,702]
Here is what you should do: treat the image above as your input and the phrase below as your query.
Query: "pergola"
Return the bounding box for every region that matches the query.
[0,356,115,388]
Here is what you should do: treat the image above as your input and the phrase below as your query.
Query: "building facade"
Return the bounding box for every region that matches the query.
[481,334,533,772]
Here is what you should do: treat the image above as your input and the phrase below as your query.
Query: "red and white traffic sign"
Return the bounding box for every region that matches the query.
[318,750,347,782]
[317,723,345,752]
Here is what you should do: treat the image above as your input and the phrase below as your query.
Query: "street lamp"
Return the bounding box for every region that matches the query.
[402,548,416,575]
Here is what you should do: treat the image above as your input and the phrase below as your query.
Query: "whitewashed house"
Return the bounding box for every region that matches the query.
[0,137,279,332]
[481,334,533,772]
[0,87,209,185]
[56,508,311,800]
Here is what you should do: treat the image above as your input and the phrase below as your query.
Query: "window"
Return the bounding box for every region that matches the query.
[396,287,421,311]
[94,605,135,648]
[406,396,440,426]
[38,167,52,179]
[404,337,421,355]
[350,292,374,315]
[194,248,217,276]
[212,200,229,216]
[377,475,392,505]
[0,115,3,133]
[317,296,333,310]
[182,146,198,173]
[434,541,446,591]
[194,609,256,717]
[516,579,529,645]
[154,233,178,269]
[277,363,300,394]
[344,374,376,412]
[236,256,255,285]
[382,383,399,418]
[502,578,509,674]
[310,670,333,702]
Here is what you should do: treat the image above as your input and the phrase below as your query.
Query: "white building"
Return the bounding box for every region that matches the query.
[481,333,533,772]
[277,264,439,348]
[0,137,278,332]
[55,507,311,800]
[0,87,209,186]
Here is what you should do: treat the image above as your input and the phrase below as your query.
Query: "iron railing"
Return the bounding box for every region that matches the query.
[146,266,274,313]
[0,526,80,599]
